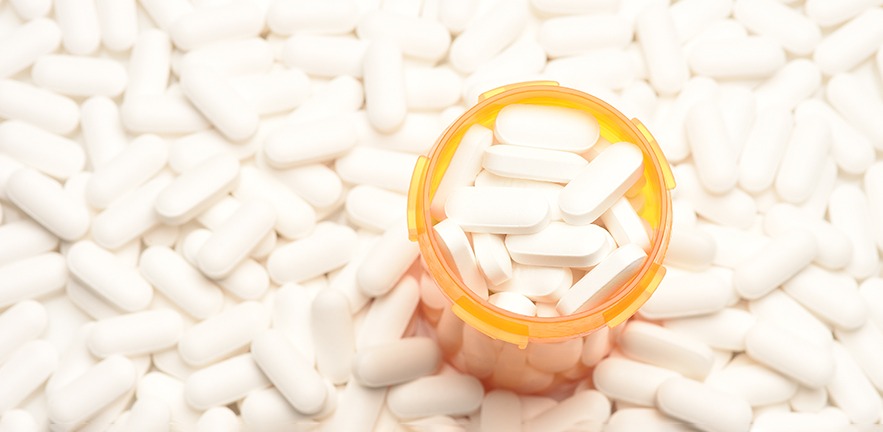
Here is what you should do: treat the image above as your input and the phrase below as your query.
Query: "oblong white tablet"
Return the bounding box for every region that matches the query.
[635,5,689,94]
[387,374,484,419]
[506,222,613,268]
[353,337,441,387]
[357,221,419,297]
[0,79,78,135]
[775,114,831,204]
[688,36,785,79]
[433,219,489,299]
[0,18,61,79]
[87,309,183,357]
[267,222,357,284]
[489,291,537,316]
[656,376,753,432]
[334,147,418,194]
[705,356,798,407]
[482,145,589,183]
[494,104,600,153]
[783,266,867,331]
[178,301,269,367]
[155,154,240,225]
[267,0,358,35]
[0,120,85,180]
[0,300,48,363]
[356,10,451,63]
[183,354,270,410]
[493,264,572,302]
[733,229,817,300]
[430,124,493,220]
[86,134,169,209]
[198,200,276,280]
[445,186,550,234]
[0,340,57,413]
[362,39,406,133]
[556,244,646,315]
[169,2,263,51]
[264,115,357,168]
[311,288,354,384]
[685,99,737,194]
[92,173,173,249]
[121,95,211,135]
[251,330,328,416]
[472,233,513,285]
[179,62,259,142]
[0,253,66,309]
[48,355,136,426]
[593,357,679,406]
[559,142,644,225]
[31,55,127,97]
[745,321,834,388]
[619,321,715,380]
[234,166,316,240]
[345,185,406,232]
[640,267,732,320]
[67,241,153,312]
[601,198,651,251]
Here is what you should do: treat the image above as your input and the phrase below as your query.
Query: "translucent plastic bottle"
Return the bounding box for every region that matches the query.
[407,81,675,394]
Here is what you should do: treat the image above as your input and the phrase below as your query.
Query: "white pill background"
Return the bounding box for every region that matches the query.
[0,0,882,431]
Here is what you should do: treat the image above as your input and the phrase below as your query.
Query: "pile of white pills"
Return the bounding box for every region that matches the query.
[1,0,883,431]
[432,104,652,318]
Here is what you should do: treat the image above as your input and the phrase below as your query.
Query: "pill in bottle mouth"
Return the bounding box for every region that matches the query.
[408,81,674,347]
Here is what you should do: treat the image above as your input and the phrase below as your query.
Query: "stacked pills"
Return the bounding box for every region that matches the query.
[431,104,651,317]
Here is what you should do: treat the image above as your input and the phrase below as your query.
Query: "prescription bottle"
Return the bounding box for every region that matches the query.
[407,82,675,394]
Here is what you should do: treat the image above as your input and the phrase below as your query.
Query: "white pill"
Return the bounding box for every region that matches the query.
[196,407,239,432]
[489,291,537,317]
[178,301,269,367]
[198,200,276,279]
[664,225,715,270]
[523,390,610,432]
[86,135,168,209]
[790,386,828,413]
[268,222,357,284]
[239,388,311,432]
[234,166,315,240]
[54,0,101,55]
[755,407,851,432]
[606,408,695,432]
[601,198,651,251]
[836,321,883,392]
[335,147,418,194]
[66,241,152,312]
[388,374,484,419]
[311,288,355,384]
[179,62,259,142]
[556,244,647,315]
[805,0,879,26]
[121,95,211,135]
[493,104,600,153]
[92,173,173,249]
[783,266,867,331]
[404,65,462,111]
[356,275,419,351]
[635,5,688,94]
[732,0,820,55]
[862,279,883,331]
[689,36,785,79]
[480,390,521,432]
[251,330,327,415]
[0,82,79,138]
[706,356,797,406]
[0,18,60,79]
[362,39,407,133]
[438,0,478,33]
[0,410,38,432]
[738,105,793,193]
[505,222,613,268]
[125,29,171,100]
[5,168,89,241]
[345,185,406,232]
[270,163,343,211]
[230,69,310,116]
[280,35,366,78]
[0,220,58,266]
[88,309,183,357]
[593,356,679,406]
[0,300,47,364]
[656,376,752,432]
[826,73,883,149]
[0,340,57,412]
[749,290,833,349]
[354,337,441,387]
[829,185,879,279]
[137,372,201,429]
[356,221,418,298]
[264,115,357,168]
[664,308,756,352]
[493,264,572,302]
[483,145,589,183]
[432,219,489,299]
[169,2,263,51]
[745,321,834,388]
[357,10,451,63]
[619,321,715,380]
[80,97,128,170]
[559,143,643,225]
[184,354,270,410]
[178,37,273,78]
[156,154,239,225]
[323,380,385,432]
[48,355,136,426]
[827,343,882,423]
[640,268,732,320]
[430,124,493,220]
[543,49,637,94]
[463,40,546,104]
[472,233,513,285]
[674,164,757,229]
[685,99,737,194]
[267,0,358,35]
[796,100,873,176]
[813,8,883,75]
[0,120,85,180]
[538,14,631,58]
[93,0,136,51]
[445,186,550,235]
[775,114,831,204]
[31,55,127,97]
[732,229,816,300]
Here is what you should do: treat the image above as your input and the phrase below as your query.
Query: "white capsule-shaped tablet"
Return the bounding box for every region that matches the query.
[184,354,270,410]
[796,99,874,176]
[92,173,172,249]
[783,266,867,331]
[489,291,537,317]
[125,29,171,100]
[449,1,527,73]
[640,268,732,320]
[322,380,385,432]
[31,55,127,97]
[494,104,600,153]
[267,0,358,35]
[483,145,589,184]
[732,229,816,300]
[67,241,152,312]
[689,36,785,79]
[749,290,833,350]
[0,120,85,180]
[356,276,419,351]
[755,407,850,432]
[239,388,312,431]
[86,135,168,209]
[430,124,493,220]
[80,97,128,170]
[756,60,822,113]
[733,0,820,55]
[505,222,613,268]
[705,356,798,407]
[345,185,406,232]
[635,5,688,94]
[335,147,418,194]
[48,355,136,426]
[664,308,757,352]
[267,222,357,284]
[179,62,259,142]
[264,115,357,168]
[404,65,462,111]
[121,95,211,135]
[0,409,39,432]
[178,301,269,367]
[195,407,239,432]
[826,73,883,149]
[0,80,80,134]
[432,219,489,299]
[357,10,451,63]
[619,321,715,380]
[88,309,183,357]
[311,288,355,384]
[94,0,137,51]
[539,14,631,58]
[0,340,57,412]
[557,244,647,315]
[272,163,344,211]
[251,329,327,415]
[362,39,407,133]
[472,233,513,285]
[5,168,89,241]
[280,35,366,78]
[353,337,441,387]
[601,198,651,251]
[836,322,883,392]
[745,321,834,388]
[560,143,643,225]
[481,391,522,432]
[813,8,883,75]
[388,374,484,419]
[829,185,879,279]
[0,300,47,366]
[156,154,240,225]
[355,221,418,298]
[523,389,611,432]
[198,200,276,280]
[445,186,550,235]
[234,166,315,240]
[685,99,737,194]
[827,343,882,423]
[674,164,757,229]
[656,376,752,432]
[0,18,61,79]
[775,114,831,204]
[593,357,679,406]
[169,2,263,51]
[738,105,793,193]
[231,69,310,116]
[0,253,66,309]
[493,264,572,303]
[54,0,101,55]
